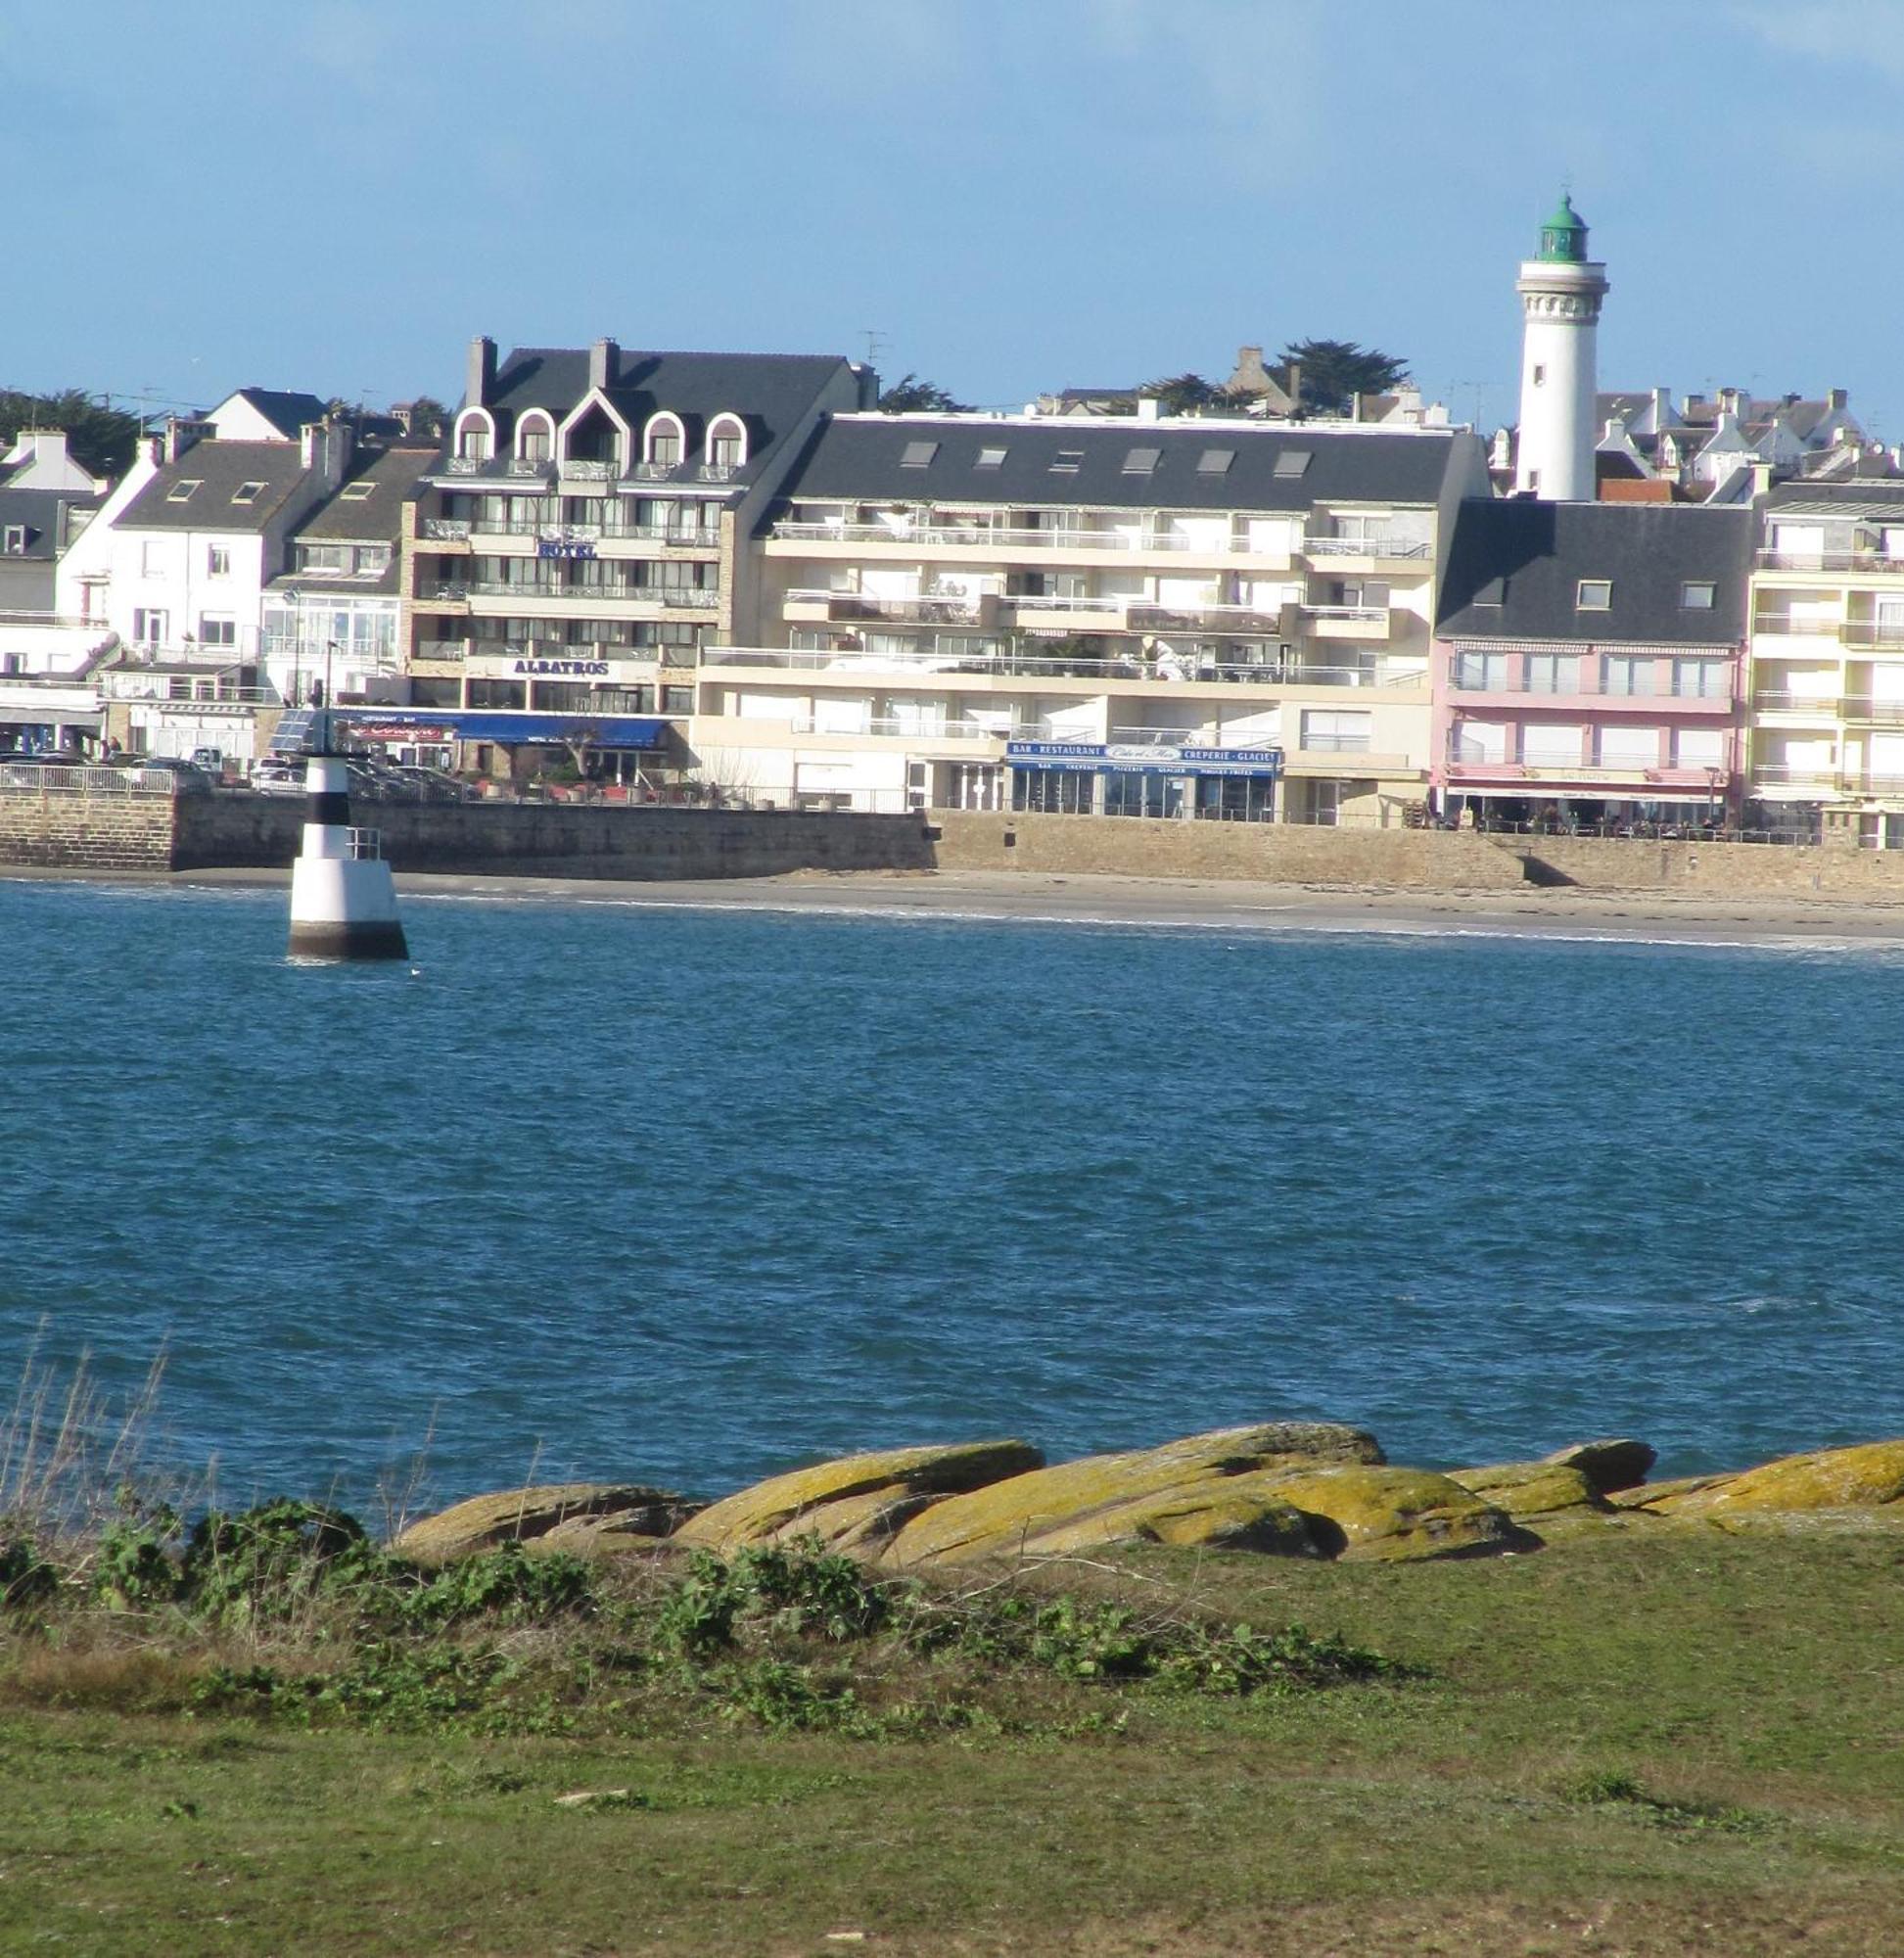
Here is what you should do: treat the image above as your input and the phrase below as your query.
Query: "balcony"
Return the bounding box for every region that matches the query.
[766,518,1265,555]
[698,642,1426,689]
[422,518,472,542]
[1756,548,1904,573]
[784,588,991,627]
[785,715,1009,742]
[1127,600,1288,633]
[1752,690,1843,717]
[1301,604,1392,641]
[1750,611,1840,637]
[558,458,621,483]
[1452,673,1735,706]
[1302,533,1432,566]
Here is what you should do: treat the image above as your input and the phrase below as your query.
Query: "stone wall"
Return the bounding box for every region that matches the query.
[928,811,1530,890]
[930,811,1904,898]
[0,787,175,870]
[172,795,938,880]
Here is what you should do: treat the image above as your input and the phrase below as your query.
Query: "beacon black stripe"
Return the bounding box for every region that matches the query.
[306,790,351,826]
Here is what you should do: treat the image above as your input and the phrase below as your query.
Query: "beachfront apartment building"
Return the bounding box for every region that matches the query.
[1433,501,1753,827]
[1745,483,1904,846]
[692,411,1488,821]
[393,338,870,783]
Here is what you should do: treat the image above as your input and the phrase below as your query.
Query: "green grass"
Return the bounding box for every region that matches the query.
[0,1516,1899,1955]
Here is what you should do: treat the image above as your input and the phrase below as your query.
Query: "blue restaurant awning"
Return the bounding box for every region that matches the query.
[338,709,672,751]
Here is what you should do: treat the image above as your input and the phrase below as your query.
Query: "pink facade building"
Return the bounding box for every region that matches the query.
[1431,501,1752,827]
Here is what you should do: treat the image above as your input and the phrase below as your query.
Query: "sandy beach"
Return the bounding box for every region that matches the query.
[81,862,1904,945]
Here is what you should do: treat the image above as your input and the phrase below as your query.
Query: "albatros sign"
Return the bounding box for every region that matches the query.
[1006,740,1282,777]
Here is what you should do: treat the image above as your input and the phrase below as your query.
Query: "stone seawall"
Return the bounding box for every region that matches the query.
[929,810,1904,898]
[0,787,175,871]
[170,795,938,880]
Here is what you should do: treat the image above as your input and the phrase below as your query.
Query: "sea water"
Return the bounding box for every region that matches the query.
[1,876,1899,1509]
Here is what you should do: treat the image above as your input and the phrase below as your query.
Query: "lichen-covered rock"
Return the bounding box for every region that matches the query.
[1249,1465,1535,1562]
[393,1483,694,1562]
[671,1440,1044,1555]
[1012,1476,1324,1559]
[1606,1473,1731,1511]
[880,1422,1382,1568]
[1447,1462,1609,1520]
[1651,1438,1904,1517]
[1539,1438,1657,1495]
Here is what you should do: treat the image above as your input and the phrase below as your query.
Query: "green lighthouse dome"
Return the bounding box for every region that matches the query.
[1538,193,1589,263]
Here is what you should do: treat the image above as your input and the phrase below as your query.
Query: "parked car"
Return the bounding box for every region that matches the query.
[252,760,306,796]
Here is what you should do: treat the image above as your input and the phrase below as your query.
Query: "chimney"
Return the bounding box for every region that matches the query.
[163,414,205,464]
[589,338,618,392]
[1283,360,1301,409]
[1231,346,1273,394]
[1828,388,1848,412]
[1651,386,1671,427]
[852,363,880,410]
[1136,396,1160,423]
[466,335,496,409]
[1751,461,1775,498]
[1718,386,1744,416]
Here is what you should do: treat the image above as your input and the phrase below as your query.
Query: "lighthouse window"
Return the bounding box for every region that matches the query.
[1576,579,1612,611]
[1533,364,1547,386]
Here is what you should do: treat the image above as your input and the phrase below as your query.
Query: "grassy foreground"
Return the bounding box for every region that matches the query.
[0,1506,1899,1956]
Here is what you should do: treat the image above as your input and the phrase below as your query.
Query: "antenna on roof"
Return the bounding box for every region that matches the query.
[862,329,888,368]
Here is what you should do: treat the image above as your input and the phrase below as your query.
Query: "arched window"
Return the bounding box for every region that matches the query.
[517,410,555,464]
[454,409,494,461]
[644,412,686,469]
[706,413,747,471]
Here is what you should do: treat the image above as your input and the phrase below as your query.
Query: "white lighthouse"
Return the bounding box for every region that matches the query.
[1513,193,1609,502]
[287,718,407,960]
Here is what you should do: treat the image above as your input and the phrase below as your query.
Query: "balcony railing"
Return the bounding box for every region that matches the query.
[1452,672,1734,701]
[787,716,1009,741]
[1301,731,1373,753]
[1753,690,1841,715]
[1750,612,1839,635]
[1756,548,1904,573]
[767,518,1265,554]
[1302,534,1431,561]
[1127,601,1288,631]
[460,579,719,606]
[786,589,984,625]
[698,642,1425,688]
[422,518,472,541]
[558,459,620,481]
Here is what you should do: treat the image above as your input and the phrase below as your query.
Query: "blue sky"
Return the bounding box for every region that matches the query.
[5,2,1900,437]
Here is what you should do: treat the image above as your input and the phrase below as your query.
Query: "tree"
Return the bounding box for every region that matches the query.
[1278,340,1411,416]
[402,396,448,440]
[0,389,143,477]
[1138,373,1231,415]
[878,374,972,412]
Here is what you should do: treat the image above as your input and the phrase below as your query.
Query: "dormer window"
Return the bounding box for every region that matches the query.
[643,412,685,470]
[706,413,748,472]
[521,427,551,462]
[231,482,267,506]
[2,525,25,554]
[167,480,202,503]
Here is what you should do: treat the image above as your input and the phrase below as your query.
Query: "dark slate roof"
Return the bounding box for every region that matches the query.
[476,347,853,485]
[229,388,331,438]
[766,415,1469,517]
[119,442,319,533]
[0,487,104,559]
[293,445,438,543]
[1436,499,1752,643]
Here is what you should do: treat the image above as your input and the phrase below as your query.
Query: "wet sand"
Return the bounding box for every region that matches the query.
[120,863,1904,945]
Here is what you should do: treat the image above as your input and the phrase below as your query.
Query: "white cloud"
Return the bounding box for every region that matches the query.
[1727,1,1904,81]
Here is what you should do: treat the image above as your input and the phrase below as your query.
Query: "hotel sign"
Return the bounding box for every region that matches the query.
[512,657,610,676]
[536,536,597,560]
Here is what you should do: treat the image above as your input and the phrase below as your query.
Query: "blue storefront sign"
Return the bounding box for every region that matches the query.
[1006,740,1281,778]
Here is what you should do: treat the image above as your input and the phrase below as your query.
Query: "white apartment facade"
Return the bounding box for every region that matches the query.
[692,411,1488,821]
[1748,484,1904,845]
